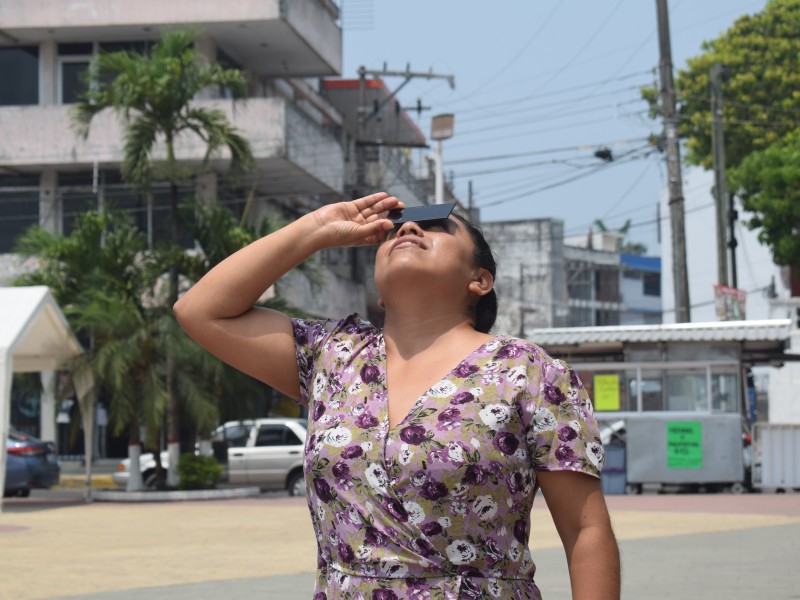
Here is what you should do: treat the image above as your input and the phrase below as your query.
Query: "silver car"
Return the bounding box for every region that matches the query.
[227,418,307,496]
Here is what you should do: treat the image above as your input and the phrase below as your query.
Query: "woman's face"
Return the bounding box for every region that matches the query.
[374,215,483,301]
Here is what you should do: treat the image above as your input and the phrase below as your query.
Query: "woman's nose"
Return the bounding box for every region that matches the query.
[396,220,422,236]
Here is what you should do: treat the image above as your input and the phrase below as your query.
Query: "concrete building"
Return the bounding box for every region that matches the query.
[481,218,570,336]
[0,0,439,321]
[565,230,662,327]
[483,221,662,337]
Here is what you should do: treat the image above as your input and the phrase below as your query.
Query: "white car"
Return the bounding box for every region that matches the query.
[113,418,307,495]
[227,418,307,496]
[112,450,170,489]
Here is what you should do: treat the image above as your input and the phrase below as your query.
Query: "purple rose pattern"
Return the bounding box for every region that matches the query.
[289,315,602,600]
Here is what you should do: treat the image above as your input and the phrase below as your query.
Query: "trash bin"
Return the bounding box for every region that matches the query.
[601,443,626,494]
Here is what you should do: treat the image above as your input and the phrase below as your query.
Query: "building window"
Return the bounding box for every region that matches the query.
[0,47,39,105]
[60,60,90,103]
[0,176,40,253]
[643,272,661,296]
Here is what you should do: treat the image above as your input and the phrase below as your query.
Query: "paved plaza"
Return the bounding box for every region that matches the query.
[2,489,799,599]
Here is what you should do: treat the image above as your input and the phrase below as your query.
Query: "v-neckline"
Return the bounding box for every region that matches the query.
[379,333,500,432]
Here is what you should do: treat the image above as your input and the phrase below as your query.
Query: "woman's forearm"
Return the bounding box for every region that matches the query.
[174,212,324,322]
[566,524,621,600]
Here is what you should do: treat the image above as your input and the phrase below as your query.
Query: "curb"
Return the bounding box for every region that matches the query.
[93,486,261,502]
[57,475,116,490]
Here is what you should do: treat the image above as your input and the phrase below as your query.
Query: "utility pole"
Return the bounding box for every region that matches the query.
[656,0,691,322]
[355,64,455,200]
[710,62,729,287]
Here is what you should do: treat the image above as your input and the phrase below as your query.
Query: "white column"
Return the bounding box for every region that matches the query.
[39,170,60,234]
[39,40,57,105]
[39,370,57,443]
[0,353,12,512]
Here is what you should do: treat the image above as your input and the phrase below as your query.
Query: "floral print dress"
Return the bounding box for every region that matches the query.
[291,315,604,600]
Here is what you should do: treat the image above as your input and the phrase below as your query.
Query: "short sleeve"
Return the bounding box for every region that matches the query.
[289,317,337,406]
[522,355,604,478]
[289,314,375,406]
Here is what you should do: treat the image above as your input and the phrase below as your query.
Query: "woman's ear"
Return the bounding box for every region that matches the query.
[468,269,494,298]
[377,297,385,310]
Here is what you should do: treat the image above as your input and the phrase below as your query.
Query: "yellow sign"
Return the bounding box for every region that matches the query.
[594,374,620,411]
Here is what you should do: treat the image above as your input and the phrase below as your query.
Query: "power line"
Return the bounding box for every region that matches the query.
[445,136,651,165]
[459,2,563,101]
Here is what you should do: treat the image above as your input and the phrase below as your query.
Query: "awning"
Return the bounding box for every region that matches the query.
[528,319,794,364]
[0,286,87,512]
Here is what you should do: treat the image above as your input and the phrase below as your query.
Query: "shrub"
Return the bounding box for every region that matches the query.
[177,453,223,490]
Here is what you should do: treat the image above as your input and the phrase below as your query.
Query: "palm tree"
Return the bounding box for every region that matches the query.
[14,211,166,490]
[72,29,255,486]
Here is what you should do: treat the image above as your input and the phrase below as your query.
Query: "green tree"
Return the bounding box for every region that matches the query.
[728,133,800,267]
[643,0,800,170]
[14,211,170,490]
[72,29,255,485]
[642,0,800,272]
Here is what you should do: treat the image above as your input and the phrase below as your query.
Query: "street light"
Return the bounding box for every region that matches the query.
[431,113,454,204]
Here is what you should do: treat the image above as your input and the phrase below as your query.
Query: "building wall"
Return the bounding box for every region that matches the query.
[768,298,800,424]
[564,245,622,327]
[482,219,568,337]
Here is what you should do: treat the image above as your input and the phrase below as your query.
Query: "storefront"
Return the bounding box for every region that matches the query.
[529,319,794,493]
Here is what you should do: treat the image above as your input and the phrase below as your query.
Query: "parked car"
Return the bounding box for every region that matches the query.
[112,450,170,489]
[113,418,307,496]
[4,427,60,497]
[228,418,307,496]
[112,420,257,489]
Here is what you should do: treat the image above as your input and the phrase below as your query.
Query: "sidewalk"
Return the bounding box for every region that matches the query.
[2,491,799,599]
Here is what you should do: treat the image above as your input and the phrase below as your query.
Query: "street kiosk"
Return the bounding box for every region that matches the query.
[529,319,793,493]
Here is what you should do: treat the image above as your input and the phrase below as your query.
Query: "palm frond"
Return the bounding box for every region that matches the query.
[122,116,159,188]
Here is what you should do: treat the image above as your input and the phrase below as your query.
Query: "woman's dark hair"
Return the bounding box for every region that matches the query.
[453,213,498,334]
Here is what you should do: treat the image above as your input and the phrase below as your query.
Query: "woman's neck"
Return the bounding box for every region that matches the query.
[382,309,486,360]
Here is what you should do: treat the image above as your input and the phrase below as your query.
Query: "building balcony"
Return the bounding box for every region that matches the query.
[0,97,344,194]
[0,0,341,76]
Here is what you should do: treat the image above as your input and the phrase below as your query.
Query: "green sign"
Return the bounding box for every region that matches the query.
[666,421,703,469]
[594,374,621,411]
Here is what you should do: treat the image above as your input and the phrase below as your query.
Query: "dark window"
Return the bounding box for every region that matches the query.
[622,269,640,280]
[284,427,302,445]
[255,425,300,447]
[61,61,90,103]
[643,272,661,296]
[0,47,39,105]
[99,41,147,54]
[0,175,40,252]
[213,424,252,446]
[58,43,93,56]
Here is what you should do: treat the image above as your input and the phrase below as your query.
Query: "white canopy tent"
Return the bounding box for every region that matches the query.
[0,286,90,512]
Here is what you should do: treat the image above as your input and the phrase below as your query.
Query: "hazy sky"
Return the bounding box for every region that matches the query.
[341,0,786,322]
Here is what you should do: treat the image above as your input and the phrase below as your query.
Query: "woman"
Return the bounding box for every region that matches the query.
[174,192,620,600]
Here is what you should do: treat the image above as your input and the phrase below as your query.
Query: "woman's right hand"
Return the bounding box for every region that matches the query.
[310,192,404,248]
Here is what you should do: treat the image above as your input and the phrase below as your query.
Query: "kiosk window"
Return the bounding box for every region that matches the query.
[711,372,738,413]
[666,370,707,412]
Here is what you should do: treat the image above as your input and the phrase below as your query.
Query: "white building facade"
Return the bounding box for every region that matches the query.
[0,0,438,319]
